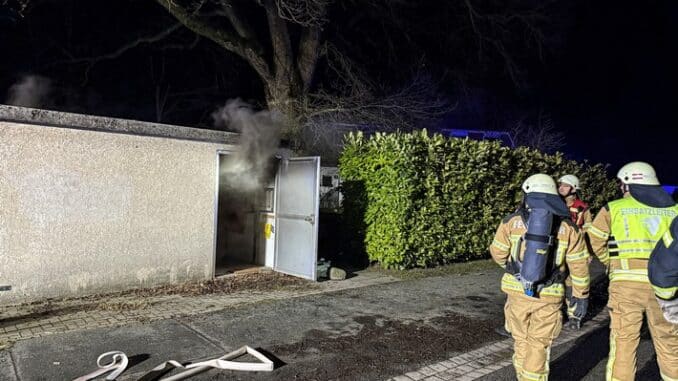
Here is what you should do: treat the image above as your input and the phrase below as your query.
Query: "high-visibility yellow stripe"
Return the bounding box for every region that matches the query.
[663,231,674,247]
[492,239,510,251]
[571,274,590,287]
[513,354,523,380]
[653,285,678,300]
[618,248,652,254]
[620,258,629,270]
[521,369,548,381]
[501,275,565,297]
[606,330,617,381]
[616,239,656,244]
[540,283,565,297]
[589,225,609,239]
[501,275,524,293]
[609,269,649,283]
[510,235,521,261]
[598,251,610,263]
[567,250,589,261]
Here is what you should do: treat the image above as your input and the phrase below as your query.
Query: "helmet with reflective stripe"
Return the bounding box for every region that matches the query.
[558,174,581,192]
[522,174,558,195]
[617,161,660,185]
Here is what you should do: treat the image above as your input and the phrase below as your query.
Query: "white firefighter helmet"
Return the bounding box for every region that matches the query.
[617,161,660,185]
[522,174,559,195]
[558,174,581,191]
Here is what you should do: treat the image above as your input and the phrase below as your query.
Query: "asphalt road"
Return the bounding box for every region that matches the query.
[2,268,509,381]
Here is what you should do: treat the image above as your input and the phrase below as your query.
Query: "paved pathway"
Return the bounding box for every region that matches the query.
[0,270,397,348]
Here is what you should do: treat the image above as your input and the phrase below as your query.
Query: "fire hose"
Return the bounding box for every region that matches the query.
[73,346,274,381]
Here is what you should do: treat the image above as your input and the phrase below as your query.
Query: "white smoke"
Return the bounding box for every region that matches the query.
[212,99,282,191]
[5,75,52,108]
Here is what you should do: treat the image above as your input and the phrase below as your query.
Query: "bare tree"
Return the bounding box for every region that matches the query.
[152,0,326,138]
[299,49,455,162]
[13,0,557,154]
[509,110,565,153]
[151,0,459,151]
[462,0,551,87]
[302,82,455,163]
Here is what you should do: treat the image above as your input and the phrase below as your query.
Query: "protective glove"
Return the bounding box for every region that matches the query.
[656,297,678,325]
[571,297,588,319]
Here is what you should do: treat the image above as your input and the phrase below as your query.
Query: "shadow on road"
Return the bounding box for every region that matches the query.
[636,354,661,380]
[255,347,287,369]
[550,326,609,381]
[550,320,662,380]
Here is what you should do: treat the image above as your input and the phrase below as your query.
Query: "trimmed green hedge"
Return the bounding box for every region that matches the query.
[338,130,618,269]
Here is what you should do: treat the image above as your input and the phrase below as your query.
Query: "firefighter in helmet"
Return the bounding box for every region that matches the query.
[490,174,590,381]
[558,175,592,231]
[588,161,678,381]
[558,174,594,329]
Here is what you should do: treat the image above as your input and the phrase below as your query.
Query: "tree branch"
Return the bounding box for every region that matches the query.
[67,23,183,66]
[275,0,331,27]
[155,0,272,84]
[218,0,258,41]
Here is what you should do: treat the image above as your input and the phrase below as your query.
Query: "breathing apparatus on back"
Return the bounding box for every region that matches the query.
[649,216,678,323]
[508,174,570,297]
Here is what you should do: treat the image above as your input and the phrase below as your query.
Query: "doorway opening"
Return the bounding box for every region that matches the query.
[214,153,276,276]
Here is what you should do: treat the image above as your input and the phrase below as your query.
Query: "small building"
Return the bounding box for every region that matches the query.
[0,105,320,305]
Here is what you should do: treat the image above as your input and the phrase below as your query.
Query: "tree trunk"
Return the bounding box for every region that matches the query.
[263,75,306,145]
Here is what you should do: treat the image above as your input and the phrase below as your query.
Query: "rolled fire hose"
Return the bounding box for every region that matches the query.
[72,351,129,381]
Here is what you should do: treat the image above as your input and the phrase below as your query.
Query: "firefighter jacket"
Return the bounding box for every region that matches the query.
[490,210,590,303]
[565,196,592,231]
[588,195,678,285]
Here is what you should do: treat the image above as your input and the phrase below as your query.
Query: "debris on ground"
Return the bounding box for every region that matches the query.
[0,272,315,323]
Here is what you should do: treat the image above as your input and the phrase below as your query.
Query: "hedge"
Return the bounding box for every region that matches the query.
[338,130,618,269]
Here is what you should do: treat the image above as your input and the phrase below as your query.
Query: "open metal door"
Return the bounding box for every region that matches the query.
[274,156,320,280]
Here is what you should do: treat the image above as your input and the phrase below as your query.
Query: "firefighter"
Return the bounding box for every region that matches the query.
[649,215,678,324]
[490,173,590,381]
[588,161,678,381]
[558,174,594,329]
[558,175,592,231]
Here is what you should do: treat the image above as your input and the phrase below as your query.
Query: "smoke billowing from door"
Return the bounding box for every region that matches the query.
[5,75,52,108]
[212,99,281,191]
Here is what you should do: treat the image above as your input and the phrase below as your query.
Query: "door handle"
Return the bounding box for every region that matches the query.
[304,215,315,224]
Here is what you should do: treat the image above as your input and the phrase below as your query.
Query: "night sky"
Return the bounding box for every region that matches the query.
[1,0,677,183]
[545,0,678,184]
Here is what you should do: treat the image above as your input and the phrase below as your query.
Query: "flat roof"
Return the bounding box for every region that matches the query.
[0,105,239,144]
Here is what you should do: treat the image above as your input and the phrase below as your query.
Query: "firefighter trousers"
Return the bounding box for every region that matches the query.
[564,277,575,319]
[506,293,563,381]
[606,281,678,381]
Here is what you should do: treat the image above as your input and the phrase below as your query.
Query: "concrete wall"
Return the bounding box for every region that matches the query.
[0,106,237,304]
